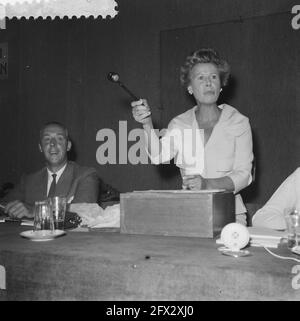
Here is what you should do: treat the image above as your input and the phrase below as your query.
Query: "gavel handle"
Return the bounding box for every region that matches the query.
[117,81,139,101]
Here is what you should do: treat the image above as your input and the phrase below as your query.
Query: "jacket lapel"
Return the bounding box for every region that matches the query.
[55,162,74,197]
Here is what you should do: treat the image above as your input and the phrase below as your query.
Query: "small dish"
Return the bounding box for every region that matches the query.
[218,246,251,257]
[20,229,66,241]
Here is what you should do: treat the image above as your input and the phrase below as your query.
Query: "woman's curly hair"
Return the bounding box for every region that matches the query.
[180,48,230,88]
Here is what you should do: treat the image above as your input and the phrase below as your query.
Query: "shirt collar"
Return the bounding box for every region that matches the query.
[192,104,225,127]
[47,162,67,182]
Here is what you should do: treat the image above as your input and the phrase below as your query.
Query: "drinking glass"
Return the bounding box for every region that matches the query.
[284,208,300,249]
[34,200,54,232]
[48,196,67,230]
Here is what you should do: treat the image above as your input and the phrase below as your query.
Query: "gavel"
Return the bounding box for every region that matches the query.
[107,72,139,100]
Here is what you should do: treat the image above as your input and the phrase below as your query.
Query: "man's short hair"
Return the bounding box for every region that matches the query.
[39,121,69,141]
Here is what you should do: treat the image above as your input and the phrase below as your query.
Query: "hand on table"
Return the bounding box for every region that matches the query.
[4,200,33,219]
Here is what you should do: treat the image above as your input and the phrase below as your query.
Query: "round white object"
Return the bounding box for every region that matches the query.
[220,223,250,251]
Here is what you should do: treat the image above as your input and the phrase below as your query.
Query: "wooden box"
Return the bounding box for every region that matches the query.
[120,191,235,238]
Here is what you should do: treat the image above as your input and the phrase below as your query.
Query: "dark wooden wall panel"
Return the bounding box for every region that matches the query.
[160,12,300,204]
[0,0,298,207]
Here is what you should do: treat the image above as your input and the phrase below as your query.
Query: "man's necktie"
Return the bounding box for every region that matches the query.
[48,173,57,198]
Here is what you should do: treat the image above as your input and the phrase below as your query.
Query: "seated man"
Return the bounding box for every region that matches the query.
[2,121,99,219]
[252,168,300,229]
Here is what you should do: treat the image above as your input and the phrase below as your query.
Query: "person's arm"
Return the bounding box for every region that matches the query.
[142,120,162,161]
[183,175,234,191]
[71,169,100,203]
[131,99,178,164]
[252,169,300,230]
[131,99,161,159]
[227,121,253,193]
[2,175,33,218]
[4,200,33,219]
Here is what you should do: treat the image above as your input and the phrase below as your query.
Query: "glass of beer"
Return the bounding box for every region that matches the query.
[48,196,67,230]
[34,200,54,232]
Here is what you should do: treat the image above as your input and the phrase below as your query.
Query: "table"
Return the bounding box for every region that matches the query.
[0,223,300,301]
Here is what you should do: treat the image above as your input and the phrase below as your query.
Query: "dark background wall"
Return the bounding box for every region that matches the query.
[0,0,299,207]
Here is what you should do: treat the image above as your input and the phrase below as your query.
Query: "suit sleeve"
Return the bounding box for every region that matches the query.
[71,168,100,203]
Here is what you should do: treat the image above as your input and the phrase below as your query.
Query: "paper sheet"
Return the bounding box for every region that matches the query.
[70,203,120,228]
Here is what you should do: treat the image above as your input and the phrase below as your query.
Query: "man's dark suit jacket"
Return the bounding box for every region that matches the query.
[3,161,99,206]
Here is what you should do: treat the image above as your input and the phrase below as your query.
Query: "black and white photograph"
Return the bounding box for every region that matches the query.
[0,0,299,306]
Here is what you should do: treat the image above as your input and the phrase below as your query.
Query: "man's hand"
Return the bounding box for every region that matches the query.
[4,200,33,219]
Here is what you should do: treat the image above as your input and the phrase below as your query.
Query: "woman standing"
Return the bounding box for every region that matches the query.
[131,48,253,225]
